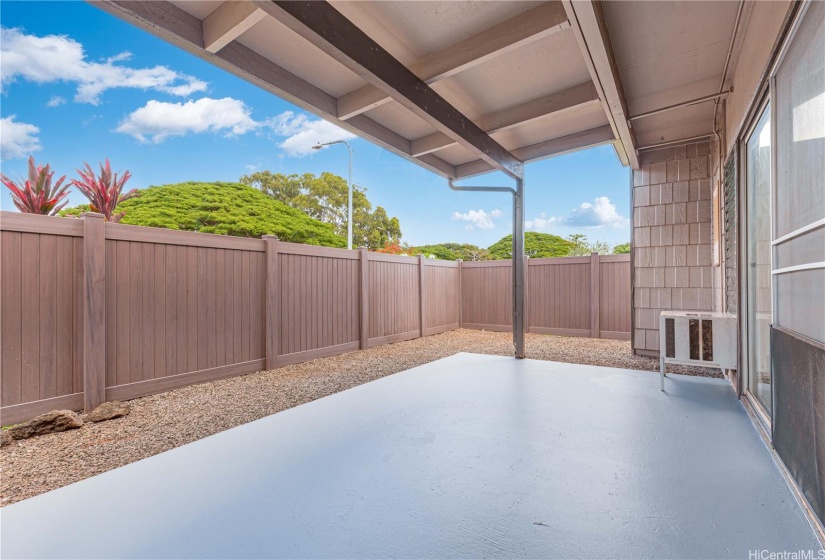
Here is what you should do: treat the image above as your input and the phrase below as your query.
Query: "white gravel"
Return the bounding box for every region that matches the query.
[1,329,719,506]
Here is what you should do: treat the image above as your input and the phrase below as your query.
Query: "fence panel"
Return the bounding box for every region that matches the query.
[599,255,631,339]
[103,223,266,402]
[460,255,630,339]
[367,254,420,346]
[423,260,460,335]
[0,213,628,425]
[276,244,360,366]
[1,227,83,417]
[528,257,592,337]
[460,261,513,331]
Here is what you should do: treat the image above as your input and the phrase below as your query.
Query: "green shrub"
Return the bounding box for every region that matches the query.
[61,182,345,247]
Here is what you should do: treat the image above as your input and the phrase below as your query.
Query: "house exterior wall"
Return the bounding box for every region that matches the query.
[630,139,716,357]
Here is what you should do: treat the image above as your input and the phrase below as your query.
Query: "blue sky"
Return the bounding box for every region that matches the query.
[0,1,631,248]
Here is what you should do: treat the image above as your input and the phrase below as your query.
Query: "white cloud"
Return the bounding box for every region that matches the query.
[1,27,207,104]
[116,97,259,143]
[526,197,628,231]
[452,208,502,231]
[565,196,628,228]
[46,96,66,108]
[525,212,558,231]
[273,111,355,156]
[116,102,356,157]
[0,115,41,160]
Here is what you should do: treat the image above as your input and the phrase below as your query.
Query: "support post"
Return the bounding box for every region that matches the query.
[524,256,530,335]
[590,251,601,338]
[263,235,280,370]
[513,178,525,358]
[82,212,106,412]
[457,259,463,328]
[419,254,426,338]
[359,246,369,349]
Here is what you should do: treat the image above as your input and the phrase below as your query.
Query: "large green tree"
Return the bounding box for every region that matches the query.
[410,243,492,261]
[61,182,346,247]
[240,171,401,249]
[487,232,574,259]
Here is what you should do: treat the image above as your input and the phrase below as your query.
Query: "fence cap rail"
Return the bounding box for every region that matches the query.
[423,259,459,268]
[529,256,592,265]
[461,260,512,268]
[105,222,266,251]
[367,252,420,264]
[0,211,84,237]
[276,241,359,259]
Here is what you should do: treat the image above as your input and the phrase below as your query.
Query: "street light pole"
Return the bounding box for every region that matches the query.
[313,140,353,250]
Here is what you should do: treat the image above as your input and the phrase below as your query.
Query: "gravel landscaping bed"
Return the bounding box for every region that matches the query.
[1,329,719,506]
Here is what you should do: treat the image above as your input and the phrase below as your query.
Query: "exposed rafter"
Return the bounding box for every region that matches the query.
[203,1,267,53]
[562,0,639,169]
[455,125,615,179]
[92,0,457,178]
[255,0,523,179]
[335,2,570,120]
[411,81,600,157]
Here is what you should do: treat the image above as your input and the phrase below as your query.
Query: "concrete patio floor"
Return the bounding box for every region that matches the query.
[2,353,821,559]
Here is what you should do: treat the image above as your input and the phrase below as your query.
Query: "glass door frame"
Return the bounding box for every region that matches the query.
[738,94,775,431]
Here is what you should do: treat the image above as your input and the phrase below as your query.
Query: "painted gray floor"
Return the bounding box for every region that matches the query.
[2,353,821,559]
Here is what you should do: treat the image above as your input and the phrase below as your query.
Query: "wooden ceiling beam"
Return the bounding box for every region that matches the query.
[256,0,523,179]
[336,2,569,120]
[562,0,639,169]
[411,81,601,157]
[203,1,267,53]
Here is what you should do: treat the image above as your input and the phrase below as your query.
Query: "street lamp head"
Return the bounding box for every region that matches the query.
[313,140,350,151]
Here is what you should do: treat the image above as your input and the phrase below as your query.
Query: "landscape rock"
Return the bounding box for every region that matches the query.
[7,410,83,440]
[83,401,131,423]
[0,430,12,447]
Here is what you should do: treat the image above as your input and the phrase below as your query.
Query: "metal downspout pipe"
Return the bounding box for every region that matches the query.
[448,178,526,358]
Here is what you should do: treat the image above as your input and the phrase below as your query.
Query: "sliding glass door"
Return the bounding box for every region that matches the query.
[744,105,773,416]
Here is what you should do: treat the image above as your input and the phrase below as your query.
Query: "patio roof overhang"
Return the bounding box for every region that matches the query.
[92,0,746,356]
[93,0,743,177]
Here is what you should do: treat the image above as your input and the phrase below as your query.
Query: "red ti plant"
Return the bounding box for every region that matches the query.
[0,156,70,215]
[71,159,138,222]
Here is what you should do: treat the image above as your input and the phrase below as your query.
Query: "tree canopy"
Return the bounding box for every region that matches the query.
[566,233,611,255]
[488,232,574,259]
[61,182,346,247]
[408,243,492,261]
[240,171,401,249]
[612,242,631,254]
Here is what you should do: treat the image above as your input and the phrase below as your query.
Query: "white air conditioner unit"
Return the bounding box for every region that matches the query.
[658,311,737,391]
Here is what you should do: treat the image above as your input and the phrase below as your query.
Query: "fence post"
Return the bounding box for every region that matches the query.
[590,252,601,339]
[263,235,280,370]
[419,255,426,338]
[524,257,529,335]
[359,247,369,349]
[457,259,463,328]
[82,212,106,412]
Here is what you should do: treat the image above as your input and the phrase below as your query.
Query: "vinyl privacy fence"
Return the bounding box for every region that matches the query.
[0,212,627,424]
